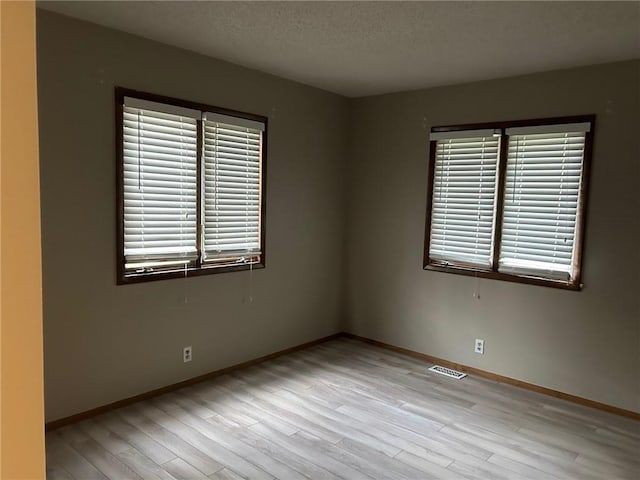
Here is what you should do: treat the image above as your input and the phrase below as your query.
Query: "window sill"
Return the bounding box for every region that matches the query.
[118,262,265,285]
[423,263,581,291]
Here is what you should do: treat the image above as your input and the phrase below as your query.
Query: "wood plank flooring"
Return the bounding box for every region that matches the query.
[46,338,640,479]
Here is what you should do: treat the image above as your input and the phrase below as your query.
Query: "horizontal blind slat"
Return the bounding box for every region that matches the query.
[499,131,585,278]
[203,119,262,262]
[429,136,499,266]
[123,105,197,268]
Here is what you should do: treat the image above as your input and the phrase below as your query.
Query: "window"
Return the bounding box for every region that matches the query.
[116,88,266,284]
[424,116,593,290]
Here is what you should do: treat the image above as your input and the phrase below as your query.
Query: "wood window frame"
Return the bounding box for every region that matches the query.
[115,87,268,285]
[423,115,595,291]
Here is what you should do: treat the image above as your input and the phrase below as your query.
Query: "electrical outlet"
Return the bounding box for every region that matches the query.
[183,346,192,363]
[474,338,484,355]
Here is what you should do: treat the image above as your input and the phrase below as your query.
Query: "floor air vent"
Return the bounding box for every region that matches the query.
[428,365,467,379]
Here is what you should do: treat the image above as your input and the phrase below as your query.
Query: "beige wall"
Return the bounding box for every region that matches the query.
[37,10,348,422]
[345,60,640,413]
[1,1,46,477]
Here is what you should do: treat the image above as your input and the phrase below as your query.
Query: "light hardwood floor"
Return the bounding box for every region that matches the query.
[46,337,640,479]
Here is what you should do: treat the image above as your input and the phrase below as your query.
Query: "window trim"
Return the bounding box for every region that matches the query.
[423,115,594,291]
[115,87,268,285]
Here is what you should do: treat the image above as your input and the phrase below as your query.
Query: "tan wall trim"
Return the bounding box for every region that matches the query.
[1,1,46,477]
[343,333,640,422]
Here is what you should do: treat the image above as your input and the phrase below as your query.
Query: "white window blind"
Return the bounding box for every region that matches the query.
[499,127,588,281]
[202,114,263,264]
[122,101,198,270]
[429,133,499,267]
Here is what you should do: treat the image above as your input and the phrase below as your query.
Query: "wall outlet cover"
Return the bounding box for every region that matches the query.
[183,346,192,363]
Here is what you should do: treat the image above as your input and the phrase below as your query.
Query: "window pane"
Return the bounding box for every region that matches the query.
[123,106,198,270]
[202,120,263,264]
[499,131,586,281]
[429,136,499,267]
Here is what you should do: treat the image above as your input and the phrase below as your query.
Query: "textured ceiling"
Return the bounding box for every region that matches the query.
[38,1,640,97]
